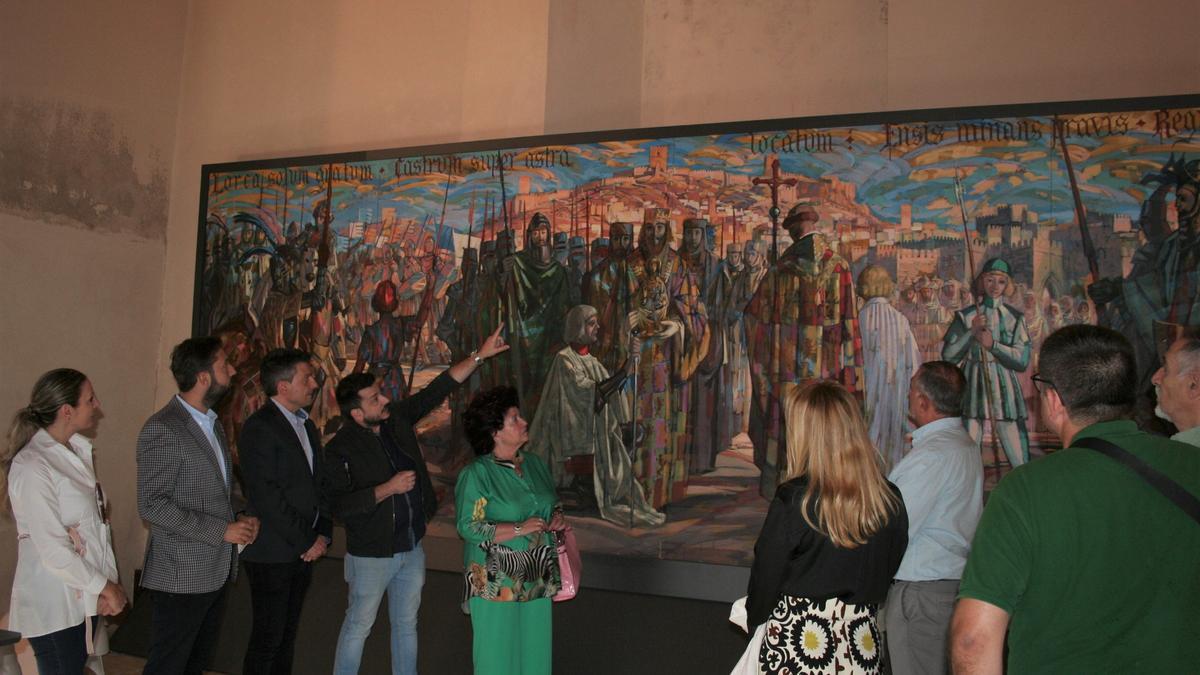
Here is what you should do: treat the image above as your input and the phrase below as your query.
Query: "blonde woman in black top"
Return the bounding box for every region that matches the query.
[746,380,908,674]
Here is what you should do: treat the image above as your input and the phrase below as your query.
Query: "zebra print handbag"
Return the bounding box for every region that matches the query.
[477,539,562,602]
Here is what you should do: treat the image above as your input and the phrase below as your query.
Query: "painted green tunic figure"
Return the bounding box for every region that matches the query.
[942,258,1031,467]
[502,212,571,421]
[456,423,561,675]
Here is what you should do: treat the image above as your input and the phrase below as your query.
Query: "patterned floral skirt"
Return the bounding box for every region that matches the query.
[758,595,882,674]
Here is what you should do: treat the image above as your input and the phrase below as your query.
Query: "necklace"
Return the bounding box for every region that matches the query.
[493,451,524,477]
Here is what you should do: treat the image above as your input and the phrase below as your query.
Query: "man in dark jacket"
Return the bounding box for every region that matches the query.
[238,348,332,674]
[323,323,508,675]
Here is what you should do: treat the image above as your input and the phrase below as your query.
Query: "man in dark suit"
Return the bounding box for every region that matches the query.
[239,348,333,674]
[137,336,260,675]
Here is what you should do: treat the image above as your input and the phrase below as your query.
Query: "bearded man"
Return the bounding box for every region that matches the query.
[502,212,572,421]
[625,208,709,507]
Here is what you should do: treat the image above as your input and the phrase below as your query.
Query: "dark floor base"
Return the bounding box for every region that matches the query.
[111,558,747,674]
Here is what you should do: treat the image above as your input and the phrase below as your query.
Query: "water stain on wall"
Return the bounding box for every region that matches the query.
[0,98,169,240]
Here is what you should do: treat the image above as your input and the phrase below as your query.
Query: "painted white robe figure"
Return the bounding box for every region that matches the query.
[527,305,665,527]
[857,266,921,470]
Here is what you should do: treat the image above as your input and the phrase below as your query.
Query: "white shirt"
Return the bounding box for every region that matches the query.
[1173,425,1200,448]
[8,429,119,637]
[176,394,228,483]
[888,416,983,582]
[272,399,314,471]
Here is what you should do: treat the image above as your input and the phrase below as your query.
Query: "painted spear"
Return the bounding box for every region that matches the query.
[404,170,454,397]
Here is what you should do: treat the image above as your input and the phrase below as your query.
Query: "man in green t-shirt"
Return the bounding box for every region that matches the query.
[950,325,1200,674]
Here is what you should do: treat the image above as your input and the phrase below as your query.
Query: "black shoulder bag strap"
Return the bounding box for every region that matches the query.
[1073,436,1200,527]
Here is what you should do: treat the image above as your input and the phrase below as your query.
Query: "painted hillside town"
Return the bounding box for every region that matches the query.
[196,102,1200,566]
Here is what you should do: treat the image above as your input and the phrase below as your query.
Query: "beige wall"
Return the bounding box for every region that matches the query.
[162,0,1198,406]
[2,0,1196,647]
[0,0,187,641]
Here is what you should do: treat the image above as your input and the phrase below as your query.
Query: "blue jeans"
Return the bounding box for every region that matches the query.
[27,617,95,675]
[333,543,425,675]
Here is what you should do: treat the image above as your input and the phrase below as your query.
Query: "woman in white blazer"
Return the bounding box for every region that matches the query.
[2,368,127,674]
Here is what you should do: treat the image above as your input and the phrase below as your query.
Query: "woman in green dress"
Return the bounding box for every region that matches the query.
[457,386,566,674]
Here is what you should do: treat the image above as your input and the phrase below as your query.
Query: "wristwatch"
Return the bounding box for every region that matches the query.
[470,350,483,365]
[513,522,522,535]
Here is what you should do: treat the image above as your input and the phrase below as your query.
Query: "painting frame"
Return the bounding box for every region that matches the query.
[194,92,1200,601]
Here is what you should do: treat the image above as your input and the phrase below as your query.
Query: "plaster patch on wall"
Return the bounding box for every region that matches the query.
[0,98,169,240]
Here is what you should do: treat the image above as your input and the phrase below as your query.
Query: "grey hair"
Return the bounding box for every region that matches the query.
[564,305,598,344]
[913,361,966,417]
[1174,330,1200,375]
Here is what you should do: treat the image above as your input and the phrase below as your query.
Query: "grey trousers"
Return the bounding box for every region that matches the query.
[884,579,959,675]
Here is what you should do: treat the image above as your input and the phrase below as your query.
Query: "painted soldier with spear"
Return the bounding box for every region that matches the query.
[936,170,1030,472]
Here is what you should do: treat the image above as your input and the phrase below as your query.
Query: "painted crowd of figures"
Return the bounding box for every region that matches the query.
[199,155,1200,526]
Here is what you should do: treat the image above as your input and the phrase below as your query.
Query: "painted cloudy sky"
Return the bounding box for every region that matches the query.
[204,106,1200,242]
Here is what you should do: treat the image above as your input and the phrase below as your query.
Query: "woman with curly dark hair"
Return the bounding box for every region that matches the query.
[456,386,566,675]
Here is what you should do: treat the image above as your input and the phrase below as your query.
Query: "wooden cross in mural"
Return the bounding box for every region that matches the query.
[752,158,797,264]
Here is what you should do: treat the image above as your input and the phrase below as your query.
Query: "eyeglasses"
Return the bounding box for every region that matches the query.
[1031,373,1055,393]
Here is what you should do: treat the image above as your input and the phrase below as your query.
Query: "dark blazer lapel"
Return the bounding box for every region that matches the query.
[264,401,315,477]
[169,397,230,494]
[304,419,321,481]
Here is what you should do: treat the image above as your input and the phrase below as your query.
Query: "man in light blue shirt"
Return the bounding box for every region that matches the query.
[177,395,229,482]
[885,360,982,675]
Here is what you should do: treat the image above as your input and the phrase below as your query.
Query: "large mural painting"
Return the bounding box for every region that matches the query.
[195,95,1200,568]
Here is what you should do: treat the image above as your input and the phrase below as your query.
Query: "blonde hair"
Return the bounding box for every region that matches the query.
[783,380,900,548]
[2,369,89,514]
[857,265,894,300]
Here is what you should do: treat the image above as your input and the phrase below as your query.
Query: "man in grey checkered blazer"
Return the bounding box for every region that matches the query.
[137,336,261,675]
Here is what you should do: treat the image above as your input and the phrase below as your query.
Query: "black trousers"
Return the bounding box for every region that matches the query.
[27,617,96,675]
[142,586,227,675]
[242,559,314,675]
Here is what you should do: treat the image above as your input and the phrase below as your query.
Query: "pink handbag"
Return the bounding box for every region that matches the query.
[553,525,581,602]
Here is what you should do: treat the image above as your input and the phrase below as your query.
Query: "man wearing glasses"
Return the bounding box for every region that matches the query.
[950,325,1200,674]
